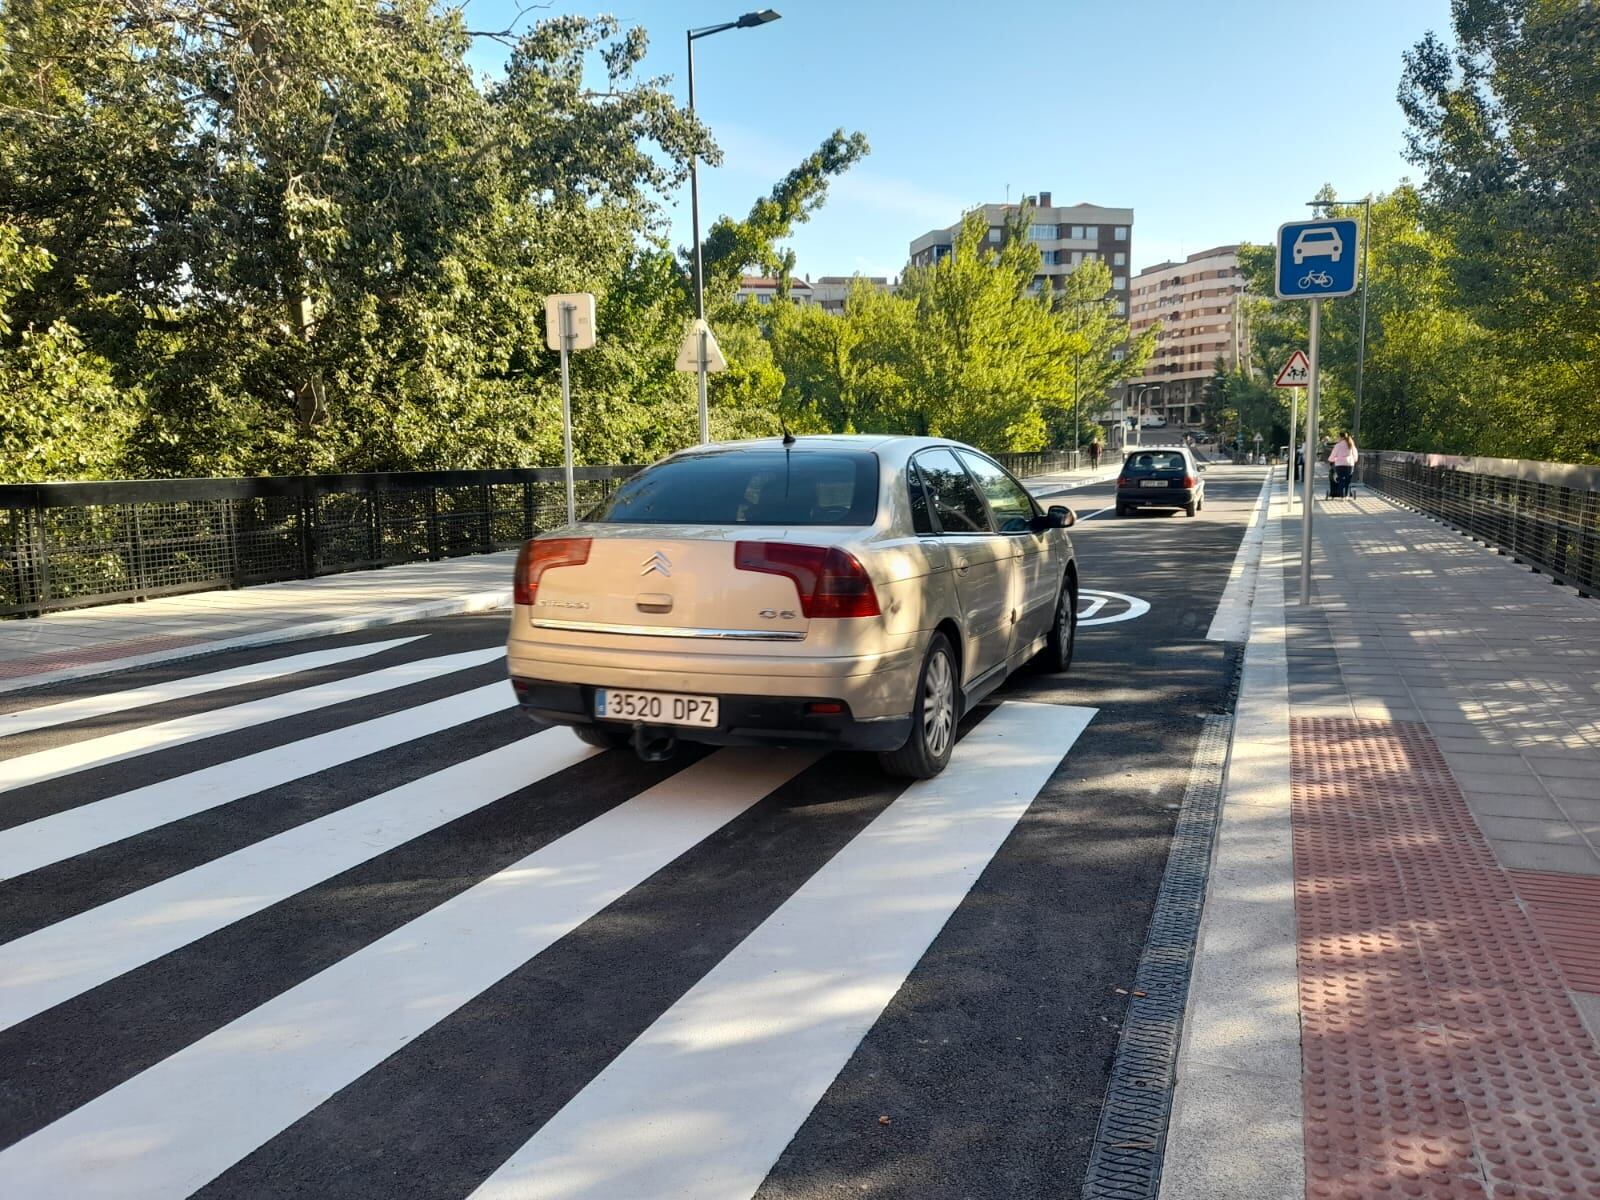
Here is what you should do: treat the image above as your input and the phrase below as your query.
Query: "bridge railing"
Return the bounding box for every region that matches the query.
[1,447,1094,619]
[1360,451,1600,597]
[0,467,641,618]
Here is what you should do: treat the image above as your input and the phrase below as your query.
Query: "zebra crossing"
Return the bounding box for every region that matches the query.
[0,631,1096,1199]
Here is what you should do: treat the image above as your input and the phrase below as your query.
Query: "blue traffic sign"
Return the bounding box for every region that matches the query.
[1275,218,1359,299]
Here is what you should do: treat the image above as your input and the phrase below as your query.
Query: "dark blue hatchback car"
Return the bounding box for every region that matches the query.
[1114,446,1206,517]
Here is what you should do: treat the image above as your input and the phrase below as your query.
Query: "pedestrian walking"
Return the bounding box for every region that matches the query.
[1294,444,1305,482]
[1088,437,1102,470]
[1328,431,1358,499]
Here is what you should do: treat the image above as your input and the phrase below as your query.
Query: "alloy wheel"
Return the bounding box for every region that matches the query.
[923,649,955,759]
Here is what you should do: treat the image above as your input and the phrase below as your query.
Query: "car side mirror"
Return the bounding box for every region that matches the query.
[1048,505,1074,529]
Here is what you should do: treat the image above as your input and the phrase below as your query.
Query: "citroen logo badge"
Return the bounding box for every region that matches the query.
[641,551,672,578]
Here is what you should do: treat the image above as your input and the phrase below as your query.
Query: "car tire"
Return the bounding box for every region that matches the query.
[879,633,958,780]
[1115,504,1129,517]
[1037,576,1076,674]
[1186,502,1197,517]
[572,723,633,751]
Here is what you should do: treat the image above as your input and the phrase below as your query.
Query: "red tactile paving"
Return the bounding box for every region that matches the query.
[1293,717,1600,1200]
[0,632,206,679]
[1509,871,1600,994]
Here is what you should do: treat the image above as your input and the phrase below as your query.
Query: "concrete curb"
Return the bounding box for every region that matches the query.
[1159,478,1304,1200]
[0,589,512,697]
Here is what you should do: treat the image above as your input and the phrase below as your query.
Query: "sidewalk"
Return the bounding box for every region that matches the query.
[0,552,516,694]
[1166,480,1600,1200]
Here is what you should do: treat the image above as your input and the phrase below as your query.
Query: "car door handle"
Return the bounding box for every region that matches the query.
[954,557,970,575]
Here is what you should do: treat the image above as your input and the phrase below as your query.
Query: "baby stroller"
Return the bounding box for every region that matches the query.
[1327,464,1358,500]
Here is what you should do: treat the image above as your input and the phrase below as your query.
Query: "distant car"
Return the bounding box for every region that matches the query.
[1292,227,1343,264]
[1115,445,1206,518]
[506,435,1080,779]
[1139,414,1167,428]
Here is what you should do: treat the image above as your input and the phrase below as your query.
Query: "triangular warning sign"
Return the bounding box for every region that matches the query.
[675,318,728,373]
[1274,350,1311,388]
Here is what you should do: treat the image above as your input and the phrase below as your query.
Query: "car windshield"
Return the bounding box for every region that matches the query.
[1124,451,1187,473]
[592,449,879,525]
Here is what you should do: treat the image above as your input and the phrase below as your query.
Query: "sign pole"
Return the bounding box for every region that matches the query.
[1287,386,1300,507]
[1299,299,1321,605]
[559,301,577,526]
[697,327,710,445]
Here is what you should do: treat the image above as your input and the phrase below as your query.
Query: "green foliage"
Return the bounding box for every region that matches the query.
[1240,183,1572,462]
[1396,0,1599,462]
[0,224,134,481]
[765,213,1148,452]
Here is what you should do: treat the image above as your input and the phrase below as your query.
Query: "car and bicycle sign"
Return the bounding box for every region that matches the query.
[1275,219,1359,299]
[1274,216,1360,602]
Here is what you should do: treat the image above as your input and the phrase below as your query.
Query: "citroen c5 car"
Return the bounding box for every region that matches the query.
[506,435,1079,778]
[1115,446,1206,517]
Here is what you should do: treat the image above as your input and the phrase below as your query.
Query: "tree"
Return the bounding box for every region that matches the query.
[0,5,716,475]
[1399,0,1600,461]
[0,224,133,481]
[1053,258,1157,449]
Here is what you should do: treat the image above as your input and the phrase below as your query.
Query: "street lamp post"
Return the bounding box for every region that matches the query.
[1130,383,1161,448]
[1306,195,1371,439]
[687,11,781,323]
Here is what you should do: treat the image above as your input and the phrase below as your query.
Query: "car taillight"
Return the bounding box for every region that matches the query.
[1184,474,1198,488]
[513,537,590,606]
[1116,475,1130,488]
[734,542,881,618]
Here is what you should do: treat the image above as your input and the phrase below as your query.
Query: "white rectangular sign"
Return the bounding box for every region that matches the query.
[544,293,596,350]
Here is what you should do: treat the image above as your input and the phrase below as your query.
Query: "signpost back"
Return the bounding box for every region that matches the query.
[1275,219,1359,300]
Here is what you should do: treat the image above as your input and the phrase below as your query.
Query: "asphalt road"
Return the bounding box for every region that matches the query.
[0,467,1268,1200]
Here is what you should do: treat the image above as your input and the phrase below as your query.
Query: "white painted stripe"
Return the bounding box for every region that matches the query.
[0,724,593,1033]
[0,683,512,881]
[0,748,818,1200]
[0,646,504,794]
[0,637,423,739]
[1205,472,1274,642]
[472,701,1095,1200]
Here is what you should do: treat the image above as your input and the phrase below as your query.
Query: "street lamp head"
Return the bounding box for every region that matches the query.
[737,9,781,26]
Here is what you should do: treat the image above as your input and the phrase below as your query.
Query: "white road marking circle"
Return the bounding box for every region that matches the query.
[1077,589,1150,626]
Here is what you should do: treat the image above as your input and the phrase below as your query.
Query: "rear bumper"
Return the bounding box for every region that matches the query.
[1117,486,1198,507]
[509,677,913,752]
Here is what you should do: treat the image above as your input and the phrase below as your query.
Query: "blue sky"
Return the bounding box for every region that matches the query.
[462,0,1454,278]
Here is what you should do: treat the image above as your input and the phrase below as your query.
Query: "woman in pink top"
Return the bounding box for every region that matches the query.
[1328,432,1358,498]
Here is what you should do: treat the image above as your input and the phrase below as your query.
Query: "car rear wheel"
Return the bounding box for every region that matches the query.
[878,634,958,779]
[572,723,633,751]
[1186,501,1197,517]
[1037,577,1076,674]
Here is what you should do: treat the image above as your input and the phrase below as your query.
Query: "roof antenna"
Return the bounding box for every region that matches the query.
[780,419,796,448]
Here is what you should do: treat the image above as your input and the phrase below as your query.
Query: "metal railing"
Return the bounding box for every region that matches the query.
[1360,451,1600,597]
[994,449,1081,477]
[0,446,1096,619]
[0,467,640,618]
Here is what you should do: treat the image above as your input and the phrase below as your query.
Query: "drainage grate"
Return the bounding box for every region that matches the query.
[1081,709,1234,1200]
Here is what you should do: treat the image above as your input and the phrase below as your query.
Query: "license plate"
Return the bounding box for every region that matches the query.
[595,688,719,728]
[1139,480,1169,488]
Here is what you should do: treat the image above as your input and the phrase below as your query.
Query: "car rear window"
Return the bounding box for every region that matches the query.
[1124,451,1187,473]
[593,450,879,525]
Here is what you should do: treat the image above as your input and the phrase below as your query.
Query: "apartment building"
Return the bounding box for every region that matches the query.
[1125,245,1247,427]
[907,193,1134,315]
[735,275,894,312]
[734,276,814,306]
[809,275,893,314]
